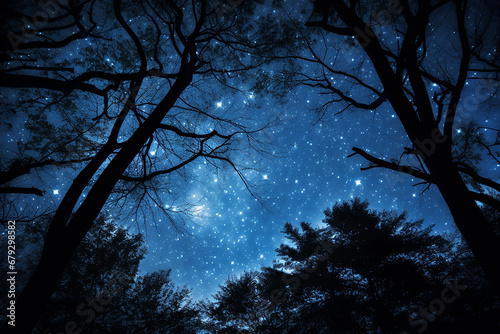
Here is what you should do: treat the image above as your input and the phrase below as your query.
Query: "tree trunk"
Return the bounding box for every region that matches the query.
[325,0,500,294]
[1,61,197,333]
[3,233,78,334]
[426,145,500,294]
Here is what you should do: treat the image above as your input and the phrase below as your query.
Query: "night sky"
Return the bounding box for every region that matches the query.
[135,87,458,301]
[3,0,499,303]
[132,85,467,301]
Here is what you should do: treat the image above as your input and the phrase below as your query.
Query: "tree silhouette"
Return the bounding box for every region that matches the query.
[31,216,145,333]
[0,216,203,333]
[203,271,280,333]
[0,0,302,331]
[249,198,500,333]
[112,269,202,334]
[282,0,500,292]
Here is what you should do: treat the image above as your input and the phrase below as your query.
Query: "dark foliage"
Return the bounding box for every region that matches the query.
[205,198,500,333]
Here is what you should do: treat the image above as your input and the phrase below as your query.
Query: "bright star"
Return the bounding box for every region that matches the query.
[355,180,361,186]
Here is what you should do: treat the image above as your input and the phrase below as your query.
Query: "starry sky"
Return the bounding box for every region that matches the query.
[3,0,499,303]
[136,86,457,301]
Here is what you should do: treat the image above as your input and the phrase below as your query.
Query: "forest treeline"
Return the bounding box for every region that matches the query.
[3,198,498,333]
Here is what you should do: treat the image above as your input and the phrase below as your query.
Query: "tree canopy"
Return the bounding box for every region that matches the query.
[206,198,500,333]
